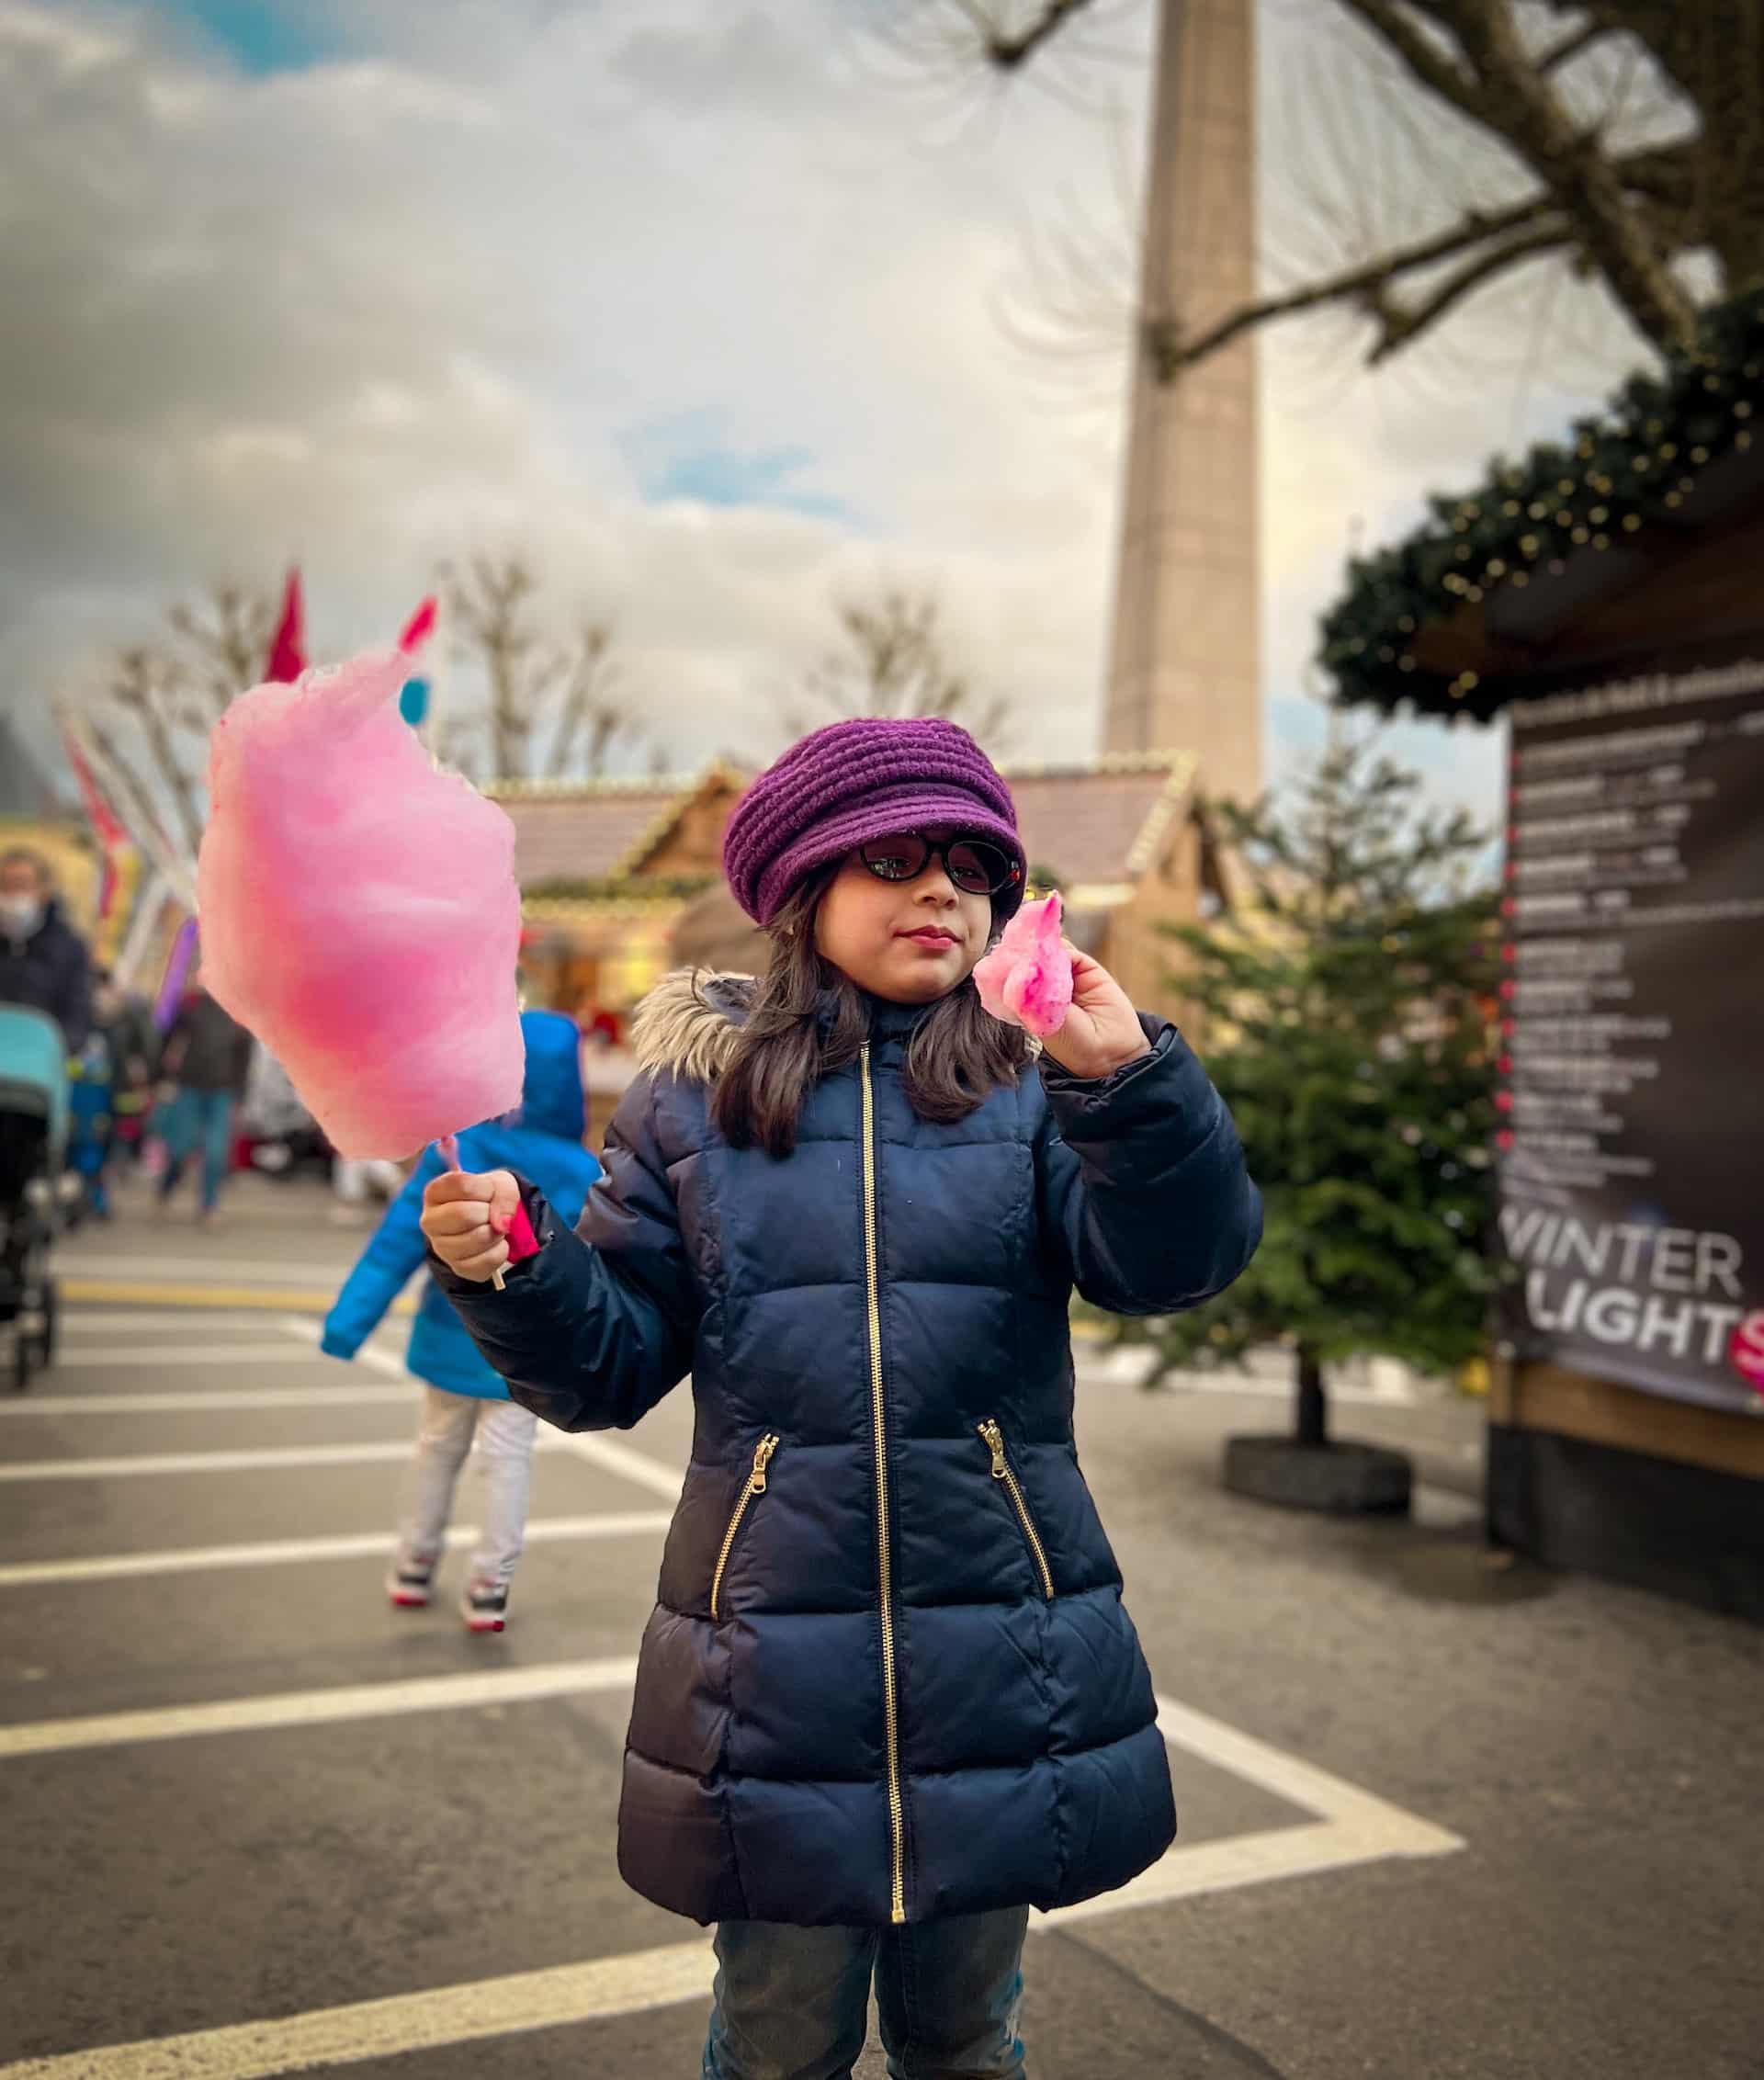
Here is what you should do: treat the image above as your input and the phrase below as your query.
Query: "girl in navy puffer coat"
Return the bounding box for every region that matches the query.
[423,721,1261,2080]
[324,1010,601,1632]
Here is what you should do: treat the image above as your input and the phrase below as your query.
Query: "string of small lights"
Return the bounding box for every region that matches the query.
[1319,291,1764,723]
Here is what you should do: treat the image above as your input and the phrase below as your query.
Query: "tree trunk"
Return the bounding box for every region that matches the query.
[1295,1346,1328,1448]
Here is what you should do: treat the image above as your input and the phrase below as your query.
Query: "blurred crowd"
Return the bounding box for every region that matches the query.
[0,845,633,1230]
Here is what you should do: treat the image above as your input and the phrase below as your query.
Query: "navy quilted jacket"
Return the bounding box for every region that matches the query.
[436,972,1262,1928]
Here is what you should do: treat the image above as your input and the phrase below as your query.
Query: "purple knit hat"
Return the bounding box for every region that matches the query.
[723,717,1024,926]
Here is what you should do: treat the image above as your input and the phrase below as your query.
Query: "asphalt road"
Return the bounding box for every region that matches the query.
[2,1175,1759,2078]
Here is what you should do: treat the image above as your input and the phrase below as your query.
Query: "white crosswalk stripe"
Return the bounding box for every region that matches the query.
[0,1385,415,1416]
[0,1441,420,1481]
[0,1510,673,1588]
[0,1656,640,1759]
[0,1429,606,1481]
[38,1342,332,1368]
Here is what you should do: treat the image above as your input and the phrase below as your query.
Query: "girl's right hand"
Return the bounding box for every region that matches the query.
[422,1168,522,1283]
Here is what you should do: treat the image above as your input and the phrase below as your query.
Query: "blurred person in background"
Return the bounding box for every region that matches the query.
[65,1025,117,1222]
[93,967,159,1178]
[577,1003,637,1155]
[0,847,91,1054]
[331,1153,405,1227]
[155,977,254,1223]
[321,1011,603,1633]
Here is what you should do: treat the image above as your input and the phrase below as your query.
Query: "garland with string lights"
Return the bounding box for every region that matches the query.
[1320,291,1764,723]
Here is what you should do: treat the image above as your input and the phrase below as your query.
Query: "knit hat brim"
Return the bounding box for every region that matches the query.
[722,717,1025,926]
[752,782,1024,926]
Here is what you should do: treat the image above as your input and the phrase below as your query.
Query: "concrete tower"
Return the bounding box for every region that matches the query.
[1102,0,1261,808]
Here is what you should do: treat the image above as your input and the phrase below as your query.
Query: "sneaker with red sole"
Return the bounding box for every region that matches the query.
[385,1559,435,1609]
[460,1579,510,1633]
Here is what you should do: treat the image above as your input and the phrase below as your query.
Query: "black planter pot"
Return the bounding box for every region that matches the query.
[1223,1434,1414,1516]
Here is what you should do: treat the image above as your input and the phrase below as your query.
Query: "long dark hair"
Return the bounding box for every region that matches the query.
[710,869,1035,1158]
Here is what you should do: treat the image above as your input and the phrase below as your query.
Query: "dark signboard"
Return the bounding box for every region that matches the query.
[1498,652,1764,1414]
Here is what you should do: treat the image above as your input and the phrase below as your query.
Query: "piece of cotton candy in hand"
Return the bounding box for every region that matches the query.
[972,890,1073,1039]
[197,648,524,1159]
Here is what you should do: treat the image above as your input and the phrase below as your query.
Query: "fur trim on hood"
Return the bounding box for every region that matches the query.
[629,969,755,1082]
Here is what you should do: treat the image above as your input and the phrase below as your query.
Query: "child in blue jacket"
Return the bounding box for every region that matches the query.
[322,1010,602,1632]
[421,720,1261,2075]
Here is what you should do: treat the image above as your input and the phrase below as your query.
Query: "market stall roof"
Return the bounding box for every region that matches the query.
[489,752,1197,905]
[487,765,742,883]
[1321,294,1764,725]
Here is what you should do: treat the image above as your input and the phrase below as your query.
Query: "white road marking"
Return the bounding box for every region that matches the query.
[0,1441,417,1482]
[0,1656,639,1760]
[1152,1690,1461,1844]
[59,1311,287,1335]
[0,1690,1464,2075]
[0,1511,673,1588]
[563,1430,685,1500]
[0,1385,416,1417]
[0,1431,609,1482]
[0,1943,718,2080]
[40,1343,333,1368]
[51,1256,354,1284]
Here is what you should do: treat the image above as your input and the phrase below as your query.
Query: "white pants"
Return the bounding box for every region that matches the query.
[335,1157,403,1204]
[399,1388,538,1589]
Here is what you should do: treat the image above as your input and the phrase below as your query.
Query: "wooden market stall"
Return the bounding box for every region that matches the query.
[1320,293,1764,1620]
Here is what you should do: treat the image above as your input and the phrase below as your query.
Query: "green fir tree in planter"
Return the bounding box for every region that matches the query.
[1128,731,1500,1513]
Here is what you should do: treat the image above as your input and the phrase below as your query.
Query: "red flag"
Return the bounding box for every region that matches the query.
[398,594,437,653]
[266,568,306,683]
[62,729,130,923]
[63,730,128,853]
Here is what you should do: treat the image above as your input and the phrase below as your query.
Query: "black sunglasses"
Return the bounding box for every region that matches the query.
[858,831,1024,898]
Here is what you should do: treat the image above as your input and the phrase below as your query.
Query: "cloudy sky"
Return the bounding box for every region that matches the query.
[2,0,1644,827]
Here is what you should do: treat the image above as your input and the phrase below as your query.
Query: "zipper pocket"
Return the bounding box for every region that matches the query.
[709,1433,779,1620]
[977,1418,1055,1600]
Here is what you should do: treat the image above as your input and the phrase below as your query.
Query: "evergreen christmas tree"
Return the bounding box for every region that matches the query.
[1123,732,1499,1494]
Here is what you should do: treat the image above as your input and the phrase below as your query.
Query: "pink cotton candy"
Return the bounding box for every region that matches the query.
[196,647,524,1159]
[972,891,1073,1039]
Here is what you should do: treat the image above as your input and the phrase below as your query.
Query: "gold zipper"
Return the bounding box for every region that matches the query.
[978,1419,1055,1600]
[709,1433,778,1621]
[860,1042,908,1926]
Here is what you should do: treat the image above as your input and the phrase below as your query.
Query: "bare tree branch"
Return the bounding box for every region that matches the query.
[55,578,281,897]
[546,622,622,780]
[165,584,276,721]
[1368,220,1573,360]
[102,646,207,860]
[788,588,1011,753]
[975,0,1101,70]
[1149,190,1569,376]
[1333,0,1486,122]
[1539,18,1612,74]
[444,555,638,781]
[1340,0,1697,351]
[925,0,1742,388]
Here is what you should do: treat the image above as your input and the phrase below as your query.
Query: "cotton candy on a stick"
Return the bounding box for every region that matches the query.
[197,647,524,1159]
[972,890,1073,1039]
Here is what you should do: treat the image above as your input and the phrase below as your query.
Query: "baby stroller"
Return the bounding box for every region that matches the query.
[0,1006,69,1391]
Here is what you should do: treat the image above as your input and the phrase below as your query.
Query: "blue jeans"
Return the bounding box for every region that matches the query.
[158,1090,236,1214]
[703,1908,1029,2080]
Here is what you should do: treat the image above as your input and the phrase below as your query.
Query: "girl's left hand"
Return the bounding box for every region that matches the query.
[1040,946,1153,1080]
